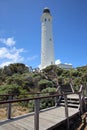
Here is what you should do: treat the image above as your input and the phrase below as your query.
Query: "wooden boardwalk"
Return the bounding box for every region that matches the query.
[0,106,79,130]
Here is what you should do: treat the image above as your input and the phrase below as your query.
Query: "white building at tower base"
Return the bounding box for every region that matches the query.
[57,63,72,70]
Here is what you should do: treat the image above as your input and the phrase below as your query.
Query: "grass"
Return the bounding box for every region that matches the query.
[0,104,29,120]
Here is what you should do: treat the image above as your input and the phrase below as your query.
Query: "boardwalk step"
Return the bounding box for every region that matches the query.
[61,100,79,104]
[60,103,79,108]
[58,95,80,109]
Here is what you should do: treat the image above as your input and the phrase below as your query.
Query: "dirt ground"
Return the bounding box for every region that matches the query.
[0,104,29,120]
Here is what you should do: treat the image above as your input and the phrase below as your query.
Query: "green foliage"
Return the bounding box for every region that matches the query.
[56,67,63,76]
[70,69,81,77]
[43,65,57,72]
[38,79,54,90]
[39,87,56,109]
[0,63,87,96]
[28,100,34,112]
[7,75,23,86]
[77,66,87,73]
[0,84,20,95]
[3,63,29,76]
[41,87,56,93]
[23,75,34,88]
[81,73,87,84]
[61,70,70,78]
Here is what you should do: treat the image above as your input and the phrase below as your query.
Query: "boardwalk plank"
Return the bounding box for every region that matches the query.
[0,106,79,130]
[13,120,34,130]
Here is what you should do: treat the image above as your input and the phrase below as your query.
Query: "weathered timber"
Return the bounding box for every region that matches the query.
[0,106,79,130]
[0,91,86,130]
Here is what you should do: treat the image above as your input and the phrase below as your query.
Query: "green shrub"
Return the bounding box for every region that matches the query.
[38,79,54,90]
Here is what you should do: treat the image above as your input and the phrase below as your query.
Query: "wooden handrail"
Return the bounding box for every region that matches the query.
[0,92,81,104]
[0,92,57,97]
[0,91,85,130]
[0,94,61,104]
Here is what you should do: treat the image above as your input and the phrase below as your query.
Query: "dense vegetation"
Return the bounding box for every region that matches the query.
[0,63,87,110]
[0,63,87,96]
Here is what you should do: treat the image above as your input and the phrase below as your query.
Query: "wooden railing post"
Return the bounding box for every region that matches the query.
[82,87,86,112]
[78,92,83,114]
[34,98,40,130]
[64,94,69,130]
[86,85,87,96]
[7,95,12,119]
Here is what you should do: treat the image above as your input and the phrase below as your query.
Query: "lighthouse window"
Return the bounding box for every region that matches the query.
[49,38,52,41]
[49,19,50,21]
[45,18,46,22]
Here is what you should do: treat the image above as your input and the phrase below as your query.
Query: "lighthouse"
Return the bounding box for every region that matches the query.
[41,8,55,69]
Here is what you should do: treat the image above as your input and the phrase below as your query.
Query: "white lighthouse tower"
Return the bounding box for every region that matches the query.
[41,8,55,69]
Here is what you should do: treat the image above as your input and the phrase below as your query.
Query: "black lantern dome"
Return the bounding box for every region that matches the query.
[43,8,50,14]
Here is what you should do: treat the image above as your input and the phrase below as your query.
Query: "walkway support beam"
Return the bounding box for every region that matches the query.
[79,93,83,114]
[34,98,40,130]
[7,95,12,119]
[64,94,69,130]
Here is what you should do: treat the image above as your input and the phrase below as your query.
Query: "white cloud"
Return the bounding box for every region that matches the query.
[55,59,61,65]
[0,62,13,68]
[0,36,25,67]
[0,37,15,47]
[0,47,24,67]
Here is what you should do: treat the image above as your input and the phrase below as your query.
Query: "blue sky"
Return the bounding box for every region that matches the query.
[0,0,87,68]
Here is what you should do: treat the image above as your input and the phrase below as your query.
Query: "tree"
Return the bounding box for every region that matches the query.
[38,79,54,90]
[3,63,29,76]
[0,84,20,95]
